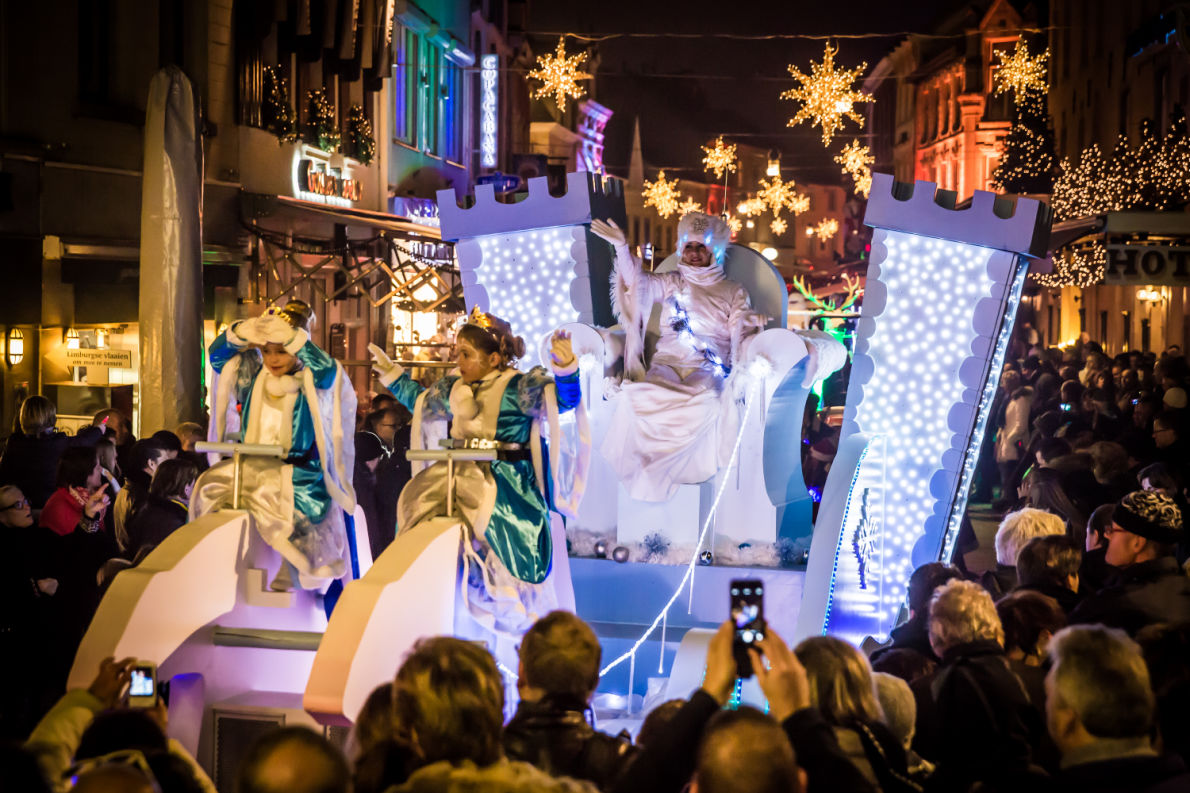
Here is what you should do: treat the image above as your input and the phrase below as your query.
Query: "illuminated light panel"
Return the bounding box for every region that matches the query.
[480,55,499,169]
[473,226,580,369]
[292,146,354,208]
[795,175,1050,648]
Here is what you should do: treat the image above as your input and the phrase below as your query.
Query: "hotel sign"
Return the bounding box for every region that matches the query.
[1104,243,1190,286]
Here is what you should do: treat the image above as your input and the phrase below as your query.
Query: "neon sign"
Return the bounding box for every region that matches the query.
[291,147,361,207]
[480,55,498,169]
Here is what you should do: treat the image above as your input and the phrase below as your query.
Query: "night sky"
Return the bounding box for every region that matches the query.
[524,0,967,186]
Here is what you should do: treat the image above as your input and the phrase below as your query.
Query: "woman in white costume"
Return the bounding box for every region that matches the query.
[591,212,766,502]
[194,300,356,591]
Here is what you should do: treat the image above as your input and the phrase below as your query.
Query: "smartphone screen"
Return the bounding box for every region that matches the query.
[128,664,157,707]
[731,579,765,677]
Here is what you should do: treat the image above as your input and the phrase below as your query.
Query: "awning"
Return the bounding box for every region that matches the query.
[240,192,441,240]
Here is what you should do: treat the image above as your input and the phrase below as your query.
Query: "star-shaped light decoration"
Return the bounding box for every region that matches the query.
[781,42,873,145]
[725,215,743,234]
[789,193,811,215]
[643,170,682,218]
[701,137,738,179]
[678,197,703,216]
[835,139,876,197]
[770,217,788,236]
[994,39,1049,104]
[806,218,839,242]
[528,37,591,112]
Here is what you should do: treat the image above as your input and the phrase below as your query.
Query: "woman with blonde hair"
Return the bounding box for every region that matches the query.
[795,635,919,792]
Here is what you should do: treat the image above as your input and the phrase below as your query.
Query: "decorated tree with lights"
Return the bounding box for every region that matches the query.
[992,90,1056,193]
[991,39,1055,194]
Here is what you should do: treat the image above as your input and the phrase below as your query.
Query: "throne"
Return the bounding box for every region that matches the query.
[557,241,846,560]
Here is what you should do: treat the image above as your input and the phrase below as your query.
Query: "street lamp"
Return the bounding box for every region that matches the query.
[66,327,80,350]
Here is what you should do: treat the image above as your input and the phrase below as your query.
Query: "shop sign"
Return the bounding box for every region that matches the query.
[296,159,362,203]
[1104,244,1190,286]
[64,348,134,368]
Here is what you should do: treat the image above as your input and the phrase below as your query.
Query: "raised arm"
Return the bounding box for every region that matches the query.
[208,320,256,374]
[369,343,424,413]
[592,218,646,291]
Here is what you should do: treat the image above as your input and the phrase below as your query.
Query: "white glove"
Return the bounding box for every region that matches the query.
[36,578,58,596]
[368,343,404,386]
[256,312,297,346]
[227,319,262,347]
[590,219,628,249]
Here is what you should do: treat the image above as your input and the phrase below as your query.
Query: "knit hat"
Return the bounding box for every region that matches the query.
[1113,490,1184,544]
[1163,387,1187,409]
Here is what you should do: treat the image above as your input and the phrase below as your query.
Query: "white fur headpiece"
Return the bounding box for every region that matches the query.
[677,212,731,263]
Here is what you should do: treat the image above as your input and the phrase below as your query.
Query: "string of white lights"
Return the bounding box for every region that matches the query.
[599,372,762,678]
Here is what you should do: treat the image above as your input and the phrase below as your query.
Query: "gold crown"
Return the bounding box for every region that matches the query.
[467,305,495,331]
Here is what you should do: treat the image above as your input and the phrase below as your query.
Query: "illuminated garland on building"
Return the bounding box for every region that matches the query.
[1051,107,1190,221]
[643,170,682,218]
[343,104,375,165]
[303,89,341,153]
[780,42,873,145]
[993,39,1049,104]
[262,66,298,144]
[701,137,738,179]
[1032,244,1107,288]
[528,37,590,111]
[835,139,875,198]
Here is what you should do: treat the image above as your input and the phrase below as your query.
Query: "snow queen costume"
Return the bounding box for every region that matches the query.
[194,301,356,589]
[370,307,589,635]
[597,212,766,502]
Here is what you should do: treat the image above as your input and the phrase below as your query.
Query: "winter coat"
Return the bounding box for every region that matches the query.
[996,394,1034,463]
[1054,751,1190,793]
[503,695,635,791]
[124,494,189,558]
[1069,557,1190,635]
[0,430,70,509]
[387,759,598,793]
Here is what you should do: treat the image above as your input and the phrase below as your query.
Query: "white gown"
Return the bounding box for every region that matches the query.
[603,248,765,502]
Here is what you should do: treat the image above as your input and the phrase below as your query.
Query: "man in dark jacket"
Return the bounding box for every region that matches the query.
[870,563,962,665]
[1046,624,1190,793]
[503,611,634,790]
[1069,490,1190,635]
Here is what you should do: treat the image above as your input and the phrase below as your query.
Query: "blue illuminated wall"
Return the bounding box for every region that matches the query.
[795,175,1051,646]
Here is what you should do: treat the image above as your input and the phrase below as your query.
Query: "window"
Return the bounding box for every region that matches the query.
[439,58,466,164]
[392,25,418,144]
[418,44,440,154]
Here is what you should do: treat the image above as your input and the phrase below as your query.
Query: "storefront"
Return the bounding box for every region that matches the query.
[1030,212,1190,355]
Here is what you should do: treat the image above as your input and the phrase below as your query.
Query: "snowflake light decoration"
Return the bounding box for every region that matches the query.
[781,43,873,145]
[528,37,591,111]
[725,215,743,234]
[770,217,788,236]
[737,196,768,217]
[701,136,738,179]
[789,193,811,215]
[835,139,875,197]
[759,175,801,217]
[678,197,703,216]
[806,218,839,242]
[643,170,682,218]
[994,39,1049,104]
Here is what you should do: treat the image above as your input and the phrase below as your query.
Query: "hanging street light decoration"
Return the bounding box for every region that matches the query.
[737,196,768,217]
[781,42,873,145]
[759,175,808,218]
[528,37,592,112]
[678,197,704,216]
[770,217,788,236]
[807,218,840,242]
[643,170,682,218]
[725,215,743,234]
[835,139,875,198]
[993,39,1049,105]
[701,136,739,179]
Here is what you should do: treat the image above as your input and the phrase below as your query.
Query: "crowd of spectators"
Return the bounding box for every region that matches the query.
[2,339,1189,793]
